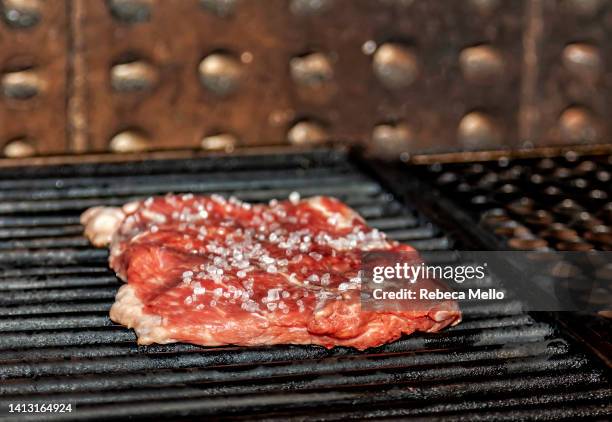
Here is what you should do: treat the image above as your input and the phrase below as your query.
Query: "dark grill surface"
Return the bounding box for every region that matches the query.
[412,153,612,366]
[0,149,610,421]
[416,154,612,252]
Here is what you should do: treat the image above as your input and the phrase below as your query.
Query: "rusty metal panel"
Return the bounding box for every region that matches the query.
[0,0,68,157]
[75,0,527,155]
[78,0,294,152]
[1,0,612,158]
[357,0,525,156]
[532,0,611,147]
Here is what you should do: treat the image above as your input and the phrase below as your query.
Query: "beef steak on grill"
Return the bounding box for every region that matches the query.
[81,194,461,349]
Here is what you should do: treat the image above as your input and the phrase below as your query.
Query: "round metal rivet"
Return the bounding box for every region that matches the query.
[372,43,419,89]
[198,53,242,96]
[109,131,150,153]
[107,0,152,23]
[289,0,333,16]
[1,0,41,28]
[290,52,333,87]
[508,238,548,250]
[562,43,601,78]
[537,157,556,171]
[597,170,611,182]
[199,0,238,17]
[2,138,35,158]
[111,60,157,92]
[1,69,42,99]
[575,160,597,173]
[459,45,504,83]
[370,122,413,159]
[201,133,237,152]
[287,121,328,146]
[559,106,598,143]
[457,112,501,149]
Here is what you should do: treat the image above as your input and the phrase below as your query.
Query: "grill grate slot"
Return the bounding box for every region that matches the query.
[415,154,612,252]
[0,150,609,421]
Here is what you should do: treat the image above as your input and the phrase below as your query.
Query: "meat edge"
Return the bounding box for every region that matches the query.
[110,284,461,349]
[110,284,175,345]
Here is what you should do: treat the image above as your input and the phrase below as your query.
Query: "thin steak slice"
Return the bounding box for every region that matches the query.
[81,194,461,349]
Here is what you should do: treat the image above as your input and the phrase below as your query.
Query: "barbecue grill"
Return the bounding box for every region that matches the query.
[1,0,612,420]
[0,147,610,421]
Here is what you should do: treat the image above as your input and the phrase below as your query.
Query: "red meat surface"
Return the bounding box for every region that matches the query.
[82,194,461,349]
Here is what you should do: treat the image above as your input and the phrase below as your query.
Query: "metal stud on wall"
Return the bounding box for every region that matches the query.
[459,44,505,85]
[372,43,419,89]
[2,0,42,28]
[1,68,43,100]
[0,0,67,157]
[106,0,152,23]
[109,130,150,152]
[110,60,158,92]
[0,0,611,157]
[534,0,610,146]
[290,52,334,87]
[198,53,243,96]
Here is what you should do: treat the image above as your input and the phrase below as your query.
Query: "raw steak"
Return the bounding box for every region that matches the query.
[81,194,461,349]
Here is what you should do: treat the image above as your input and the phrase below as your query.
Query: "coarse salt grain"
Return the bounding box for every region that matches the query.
[321,273,331,286]
[289,191,300,204]
[266,289,280,302]
[309,252,323,261]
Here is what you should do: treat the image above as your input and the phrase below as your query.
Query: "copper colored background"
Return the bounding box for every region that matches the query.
[0,0,610,157]
[0,0,68,154]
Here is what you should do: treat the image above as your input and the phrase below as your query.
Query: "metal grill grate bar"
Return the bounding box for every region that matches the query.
[0,313,534,334]
[0,150,608,421]
[0,355,597,396]
[260,389,612,421]
[0,324,554,351]
[0,372,607,421]
[0,166,356,191]
[0,150,348,179]
[0,340,570,380]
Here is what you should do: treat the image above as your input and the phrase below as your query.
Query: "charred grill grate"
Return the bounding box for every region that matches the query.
[410,153,612,366]
[414,154,612,252]
[0,149,610,421]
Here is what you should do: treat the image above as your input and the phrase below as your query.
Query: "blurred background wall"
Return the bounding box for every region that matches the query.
[0,0,610,158]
